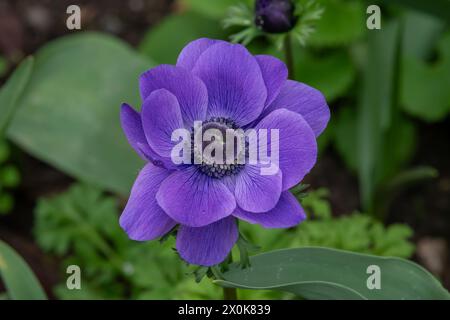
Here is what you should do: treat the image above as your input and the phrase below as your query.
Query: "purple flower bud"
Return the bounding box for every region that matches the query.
[255,0,298,34]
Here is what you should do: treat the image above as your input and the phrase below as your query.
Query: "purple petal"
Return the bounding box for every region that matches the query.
[120,163,176,241]
[255,109,317,190]
[221,175,237,194]
[176,38,223,71]
[120,103,175,169]
[176,216,238,266]
[141,89,183,158]
[262,80,330,137]
[234,163,282,213]
[255,55,288,108]
[135,143,178,170]
[233,191,306,228]
[192,42,267,126]
[120,103,151,161]
[156,167,236,227]
[139,65,208,127]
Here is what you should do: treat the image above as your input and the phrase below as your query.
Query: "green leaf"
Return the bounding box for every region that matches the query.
[6,33,150,194]
[402,10,445,60]
[34,183,123,258]
[0,240,47,300]
[384,166,438,192]
[215,247,450,300]
[379,0,450,21]
[0,165,21,187]
[299,188,331,219]
[309,0,365,47]
[0,56,7,77]
[295,50,356,102]
[180,0,244,19]
[374,166,438,218]
[248,44,356,102]
[139,11,226,65]
[357,20,401,211]
[0,140,10,163]
[0,193,14,214]
[242,186,415,259]
[401,32,450,121]
[335,105,416,184]
[334,106,358,172]
[376,116,416,183]
[0,57,34,135]
[334,106,418,217]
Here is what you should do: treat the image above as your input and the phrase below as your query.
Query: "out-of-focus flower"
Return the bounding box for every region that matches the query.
[119,38,329,266]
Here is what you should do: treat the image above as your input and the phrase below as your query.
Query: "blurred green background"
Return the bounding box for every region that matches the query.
[0,0,449,299]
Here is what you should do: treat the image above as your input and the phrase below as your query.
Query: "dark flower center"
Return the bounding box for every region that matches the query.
[254,0,298,34]
[191,117,245,179]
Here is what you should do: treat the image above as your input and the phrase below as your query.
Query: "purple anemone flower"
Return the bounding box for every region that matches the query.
[119,38,330,266]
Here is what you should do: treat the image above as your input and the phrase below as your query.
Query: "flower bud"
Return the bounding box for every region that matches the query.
[254,0,298,34]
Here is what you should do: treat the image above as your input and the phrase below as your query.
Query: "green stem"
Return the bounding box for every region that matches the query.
[284,33,295,79]
[222,254,238,300]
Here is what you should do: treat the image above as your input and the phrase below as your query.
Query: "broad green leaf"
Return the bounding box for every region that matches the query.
[402,10,445,60]
[401,32,450,121]
[357,20,401,211]
[180,0,244,19]
[334,106,358,172]
[379,0,450,21]
[215,247,450,300]
[335,106,416,185]
[139,11,226,64]
[0,57,34,134]
[0,240,47,300]
[309,0,366,47]
[6,33,150,195]
[375,114,416,182]
[295,50,356,102]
